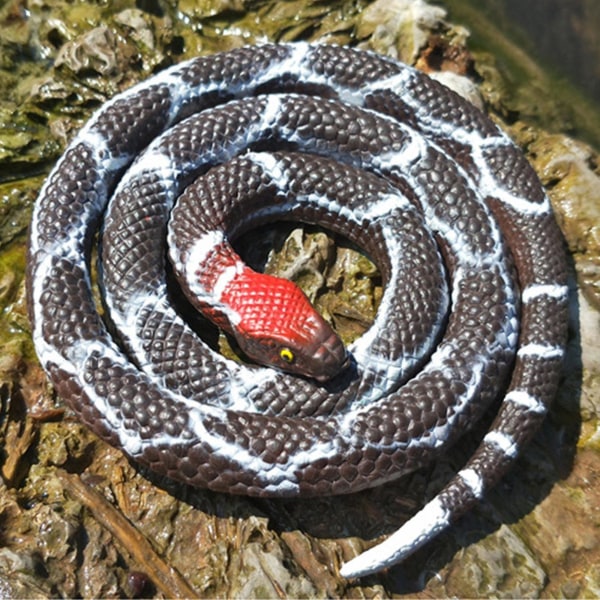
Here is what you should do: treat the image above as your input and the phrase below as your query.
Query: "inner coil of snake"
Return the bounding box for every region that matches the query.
[27,43,568,578]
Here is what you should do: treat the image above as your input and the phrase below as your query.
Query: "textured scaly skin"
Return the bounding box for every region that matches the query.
[27,43,568,577]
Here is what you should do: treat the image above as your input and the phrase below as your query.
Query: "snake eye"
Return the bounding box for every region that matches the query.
[279,347,295,364]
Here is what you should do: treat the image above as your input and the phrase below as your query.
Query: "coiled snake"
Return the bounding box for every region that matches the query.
[27,43,568,578]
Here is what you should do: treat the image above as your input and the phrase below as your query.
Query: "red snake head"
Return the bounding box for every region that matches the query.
[224,270,349,381]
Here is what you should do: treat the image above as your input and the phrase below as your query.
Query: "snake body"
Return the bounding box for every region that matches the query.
[27,43,568,578]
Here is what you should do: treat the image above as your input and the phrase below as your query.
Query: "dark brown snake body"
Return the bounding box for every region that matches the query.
[27,43,568,577]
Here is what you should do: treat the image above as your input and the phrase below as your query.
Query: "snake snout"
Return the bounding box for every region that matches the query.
[301,316,349,382]
[311,347,349,382]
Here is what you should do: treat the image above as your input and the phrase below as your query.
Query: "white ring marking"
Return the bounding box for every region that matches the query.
[522,283,569,304]
[505,390,547,414]
[517,343,564,360]
[484,430,518,459]
[459,468,485,499]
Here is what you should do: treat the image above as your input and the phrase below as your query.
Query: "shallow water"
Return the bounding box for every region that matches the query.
[442,0,600,149]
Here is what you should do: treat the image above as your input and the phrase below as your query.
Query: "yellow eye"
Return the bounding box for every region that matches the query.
[279,348,295,363]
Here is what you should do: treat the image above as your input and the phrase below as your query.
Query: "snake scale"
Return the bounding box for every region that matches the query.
[27,43,569,578]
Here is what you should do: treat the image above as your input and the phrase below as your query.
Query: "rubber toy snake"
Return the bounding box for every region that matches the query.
[27,43,568,577]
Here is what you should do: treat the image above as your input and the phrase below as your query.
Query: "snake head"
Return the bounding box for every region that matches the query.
[226,271,348,381]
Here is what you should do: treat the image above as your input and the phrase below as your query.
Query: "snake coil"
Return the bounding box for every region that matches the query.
[27,43,568,577]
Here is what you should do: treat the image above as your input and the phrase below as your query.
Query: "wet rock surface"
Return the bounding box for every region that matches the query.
[0,0,599,597]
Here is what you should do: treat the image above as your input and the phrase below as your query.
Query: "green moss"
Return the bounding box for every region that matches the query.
[0,241,33,365]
